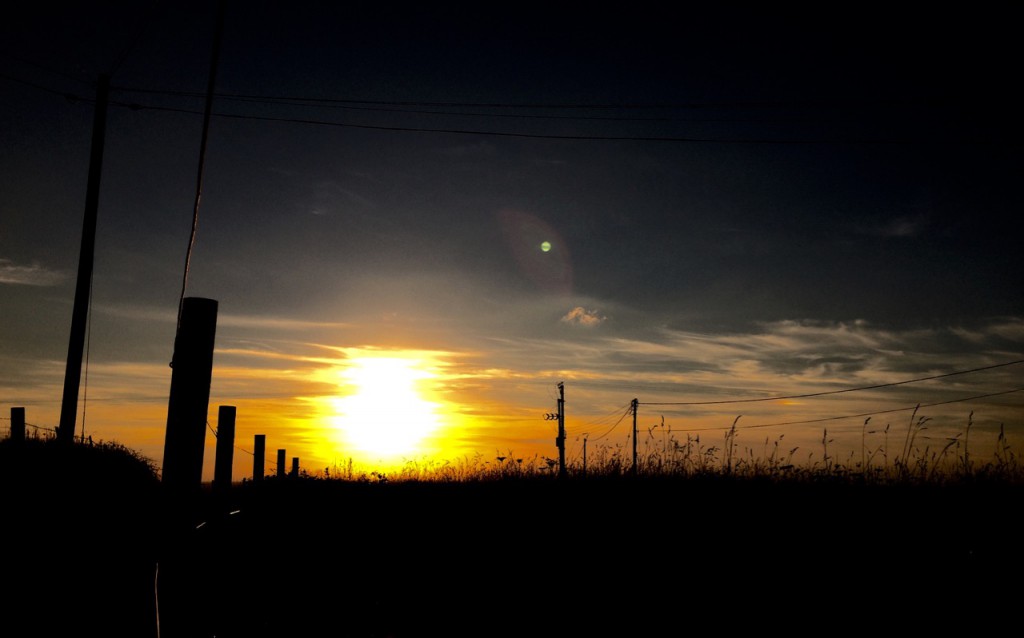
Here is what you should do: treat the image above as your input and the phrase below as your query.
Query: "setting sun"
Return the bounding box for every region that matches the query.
[326,352,444,463]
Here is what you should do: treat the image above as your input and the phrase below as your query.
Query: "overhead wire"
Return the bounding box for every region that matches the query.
[107,86,927,125]
[663,387,1024,434]
[103,86,960,111]
[105,0,163,80]
[175,0,225,332]
[564,402,633,459]
[566,401,636,439]
[589,404,634,442]
[104,101,975,145]
[640,359,1024,406]
[0,51,93,85]
[4,69,1006,146]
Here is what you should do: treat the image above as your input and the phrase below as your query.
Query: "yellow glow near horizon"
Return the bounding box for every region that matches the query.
[324,352,445,464]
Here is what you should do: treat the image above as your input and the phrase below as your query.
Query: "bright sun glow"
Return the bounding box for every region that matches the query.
[326,353,443,462]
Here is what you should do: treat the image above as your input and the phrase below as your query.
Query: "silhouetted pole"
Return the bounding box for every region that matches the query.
[162,297,219,490]
[557,382,566,478]
[213,405,236,492]
[277,449,285,478]
[582,435,587,477]
[631,398,638,477]
[253,434,265,482]
[58,74,110,444]
[10,407,25,441]
[291,457,299,478]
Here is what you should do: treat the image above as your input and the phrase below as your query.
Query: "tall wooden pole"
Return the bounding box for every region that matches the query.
[58,74,110,444]
[582,435,587,477]
[557,382,566,478]
[162,297,218,490]
[631,398,638,477]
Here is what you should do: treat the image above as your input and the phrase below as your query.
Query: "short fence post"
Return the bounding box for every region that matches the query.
[10,407,25,441]
[213,405,236,492]
[277,449,285,478]
[253,434,265,482]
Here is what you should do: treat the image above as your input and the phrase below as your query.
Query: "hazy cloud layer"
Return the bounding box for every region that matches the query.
[0,259,66,286]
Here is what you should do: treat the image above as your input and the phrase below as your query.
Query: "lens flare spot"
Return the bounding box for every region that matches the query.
[498,209,572,295]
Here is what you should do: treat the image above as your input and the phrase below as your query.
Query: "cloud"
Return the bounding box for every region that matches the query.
[438,140,496,157]
[561,307,605,327]
[873,215,927,238]
[0,259,66,286]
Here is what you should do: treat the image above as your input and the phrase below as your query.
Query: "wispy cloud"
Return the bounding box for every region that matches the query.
[561,307,605,327]
[437,140,496,157]
[217,313,353,331]
[0,259,66,286]
[870,215,928,238]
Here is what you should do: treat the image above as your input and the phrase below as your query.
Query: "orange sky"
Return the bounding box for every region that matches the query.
[5,314,1022,483]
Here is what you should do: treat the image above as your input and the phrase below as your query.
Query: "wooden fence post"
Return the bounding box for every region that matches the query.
[277,449,285,478]
[213,405,235,492]
[10,407,25,441]
[253,434,265,482]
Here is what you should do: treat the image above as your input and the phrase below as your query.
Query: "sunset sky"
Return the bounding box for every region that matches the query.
[2,3,1021,481]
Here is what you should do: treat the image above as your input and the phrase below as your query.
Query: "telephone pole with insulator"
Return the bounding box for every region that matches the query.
[557,382,566,478]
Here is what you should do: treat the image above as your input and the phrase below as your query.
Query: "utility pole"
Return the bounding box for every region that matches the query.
[557,382,566,478]
[58,74,110,444]
[582,435,588,477]
[631,398,638,477]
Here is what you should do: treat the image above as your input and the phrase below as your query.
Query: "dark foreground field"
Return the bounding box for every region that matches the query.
[4,440,1022,637]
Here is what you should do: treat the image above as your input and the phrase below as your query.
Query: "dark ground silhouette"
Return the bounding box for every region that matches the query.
[3,440,1020,637]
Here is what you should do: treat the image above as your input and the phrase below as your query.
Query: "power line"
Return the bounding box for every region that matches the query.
[106,101,985,146]
[107,87,943,125]
[590,404,634,442]
[0,71,87,100]
[6,74,1008,145]
[106,0,164,80]
[106,86,965,112]
[565,402,634,442]
[668,387,1024,433]
[175,0,225,331]
[0,52,92,85]
[640,359,1024,406]
[568,402,635,430]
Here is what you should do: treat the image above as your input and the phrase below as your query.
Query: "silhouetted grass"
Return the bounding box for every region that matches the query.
[301,413,1022,488]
